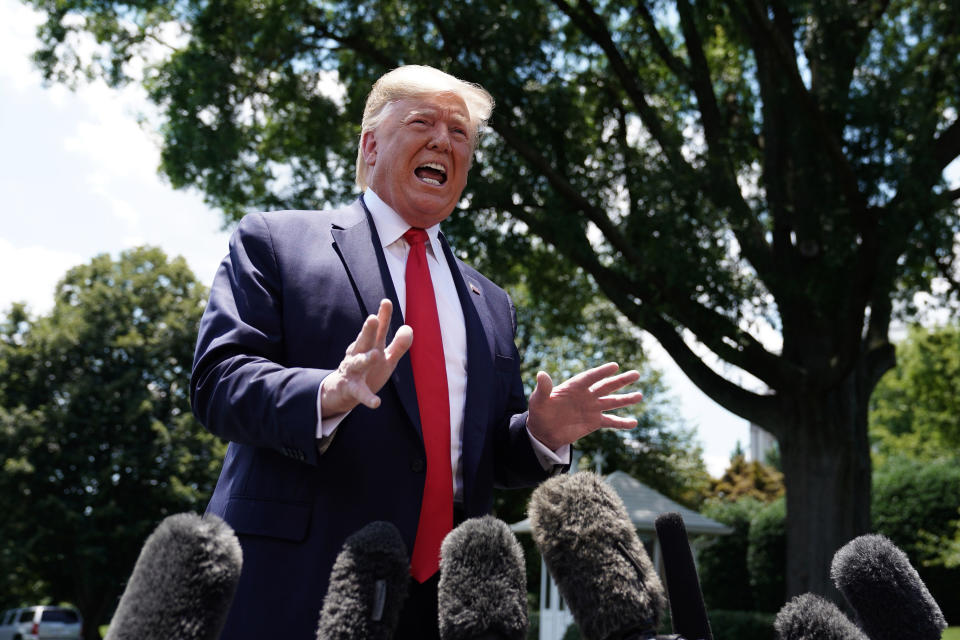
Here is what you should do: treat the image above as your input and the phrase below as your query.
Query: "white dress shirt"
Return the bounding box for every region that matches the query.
[317,190,569,500]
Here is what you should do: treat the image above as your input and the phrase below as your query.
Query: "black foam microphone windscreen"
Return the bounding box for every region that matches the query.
[529,472,667,640]
[774,593,869,640]
[316,520,410,640]
[104,512,242,640]
[655,512,713,640]
[438,515,529,640]
[830,533,946,640]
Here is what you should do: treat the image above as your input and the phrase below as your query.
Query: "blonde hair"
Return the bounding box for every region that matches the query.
[355,65,494,190]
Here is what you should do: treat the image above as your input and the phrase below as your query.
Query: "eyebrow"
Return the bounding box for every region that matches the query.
[401,108,470,126]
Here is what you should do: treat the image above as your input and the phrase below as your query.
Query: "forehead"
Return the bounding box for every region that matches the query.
[393,92,470,123]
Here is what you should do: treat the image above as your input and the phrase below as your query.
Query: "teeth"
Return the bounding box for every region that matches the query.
[420,162,446,174]
[421,177,441,185]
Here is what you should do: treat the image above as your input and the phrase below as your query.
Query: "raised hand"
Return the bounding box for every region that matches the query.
[526,362,643,451]
[319,299,413,417]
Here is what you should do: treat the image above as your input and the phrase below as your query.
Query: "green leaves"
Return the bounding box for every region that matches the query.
[0,247,225,632]
[869,323,960,462]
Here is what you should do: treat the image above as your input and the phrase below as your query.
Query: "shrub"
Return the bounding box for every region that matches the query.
[747,497,787,613]
[708,609,776,640]
[698,497,766,611]
[873,456,960,623]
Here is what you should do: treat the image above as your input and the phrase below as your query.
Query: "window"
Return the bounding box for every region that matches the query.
[18,610,35,623]
[42,609,79,623]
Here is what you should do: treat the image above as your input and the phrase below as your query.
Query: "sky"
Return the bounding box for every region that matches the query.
[0,0,756,477]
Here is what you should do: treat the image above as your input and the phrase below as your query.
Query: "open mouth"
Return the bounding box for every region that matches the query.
[414,162,447,186]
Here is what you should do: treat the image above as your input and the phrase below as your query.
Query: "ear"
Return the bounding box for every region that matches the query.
[360,130,377,167]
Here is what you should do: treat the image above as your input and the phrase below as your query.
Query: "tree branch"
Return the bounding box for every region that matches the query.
[547,0,687,170]
[675,0,776,283]
[644,315,782,429]
[737,0,868,217]
[498,197,792,390]
[933,119,960,174]
[491,118,643,269]
[634,0,691,81]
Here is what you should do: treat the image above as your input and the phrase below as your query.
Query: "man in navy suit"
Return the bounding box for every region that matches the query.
[190,65,643,639]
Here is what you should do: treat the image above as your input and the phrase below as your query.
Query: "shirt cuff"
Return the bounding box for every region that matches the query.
[527,428,571,471]
[316,379,350,450]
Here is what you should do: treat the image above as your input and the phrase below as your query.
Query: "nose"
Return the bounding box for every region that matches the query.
[427,125,451,151]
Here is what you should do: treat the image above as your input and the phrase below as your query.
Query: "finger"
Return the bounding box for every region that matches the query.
[384,325,413,364]
[530,370,553,404]
[353,313,380,353]
[562,362,621,389]
[595,391,645,411]
[374,299,393,348]
[351,381,381,409]
[589,369,641,395]
[600,414,638,430]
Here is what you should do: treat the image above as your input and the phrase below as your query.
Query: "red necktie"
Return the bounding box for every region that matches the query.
[403,228,454,582]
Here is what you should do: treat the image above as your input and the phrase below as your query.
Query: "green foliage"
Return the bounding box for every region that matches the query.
[706,451,785,503]
[707,610,775,640]
[872,456,960,622]
[699,497,767,611]
[869,324,960,463]
[746,498,787,613]
[699,496,787,614]
[21,0,960,597]
[0,248,226,638]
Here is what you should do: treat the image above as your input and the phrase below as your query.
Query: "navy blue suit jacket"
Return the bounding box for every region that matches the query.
[190,198,551,639]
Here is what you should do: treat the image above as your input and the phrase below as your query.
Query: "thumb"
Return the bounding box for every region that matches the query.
[532,370,553,402]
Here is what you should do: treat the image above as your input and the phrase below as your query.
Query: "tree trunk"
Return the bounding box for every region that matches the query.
[776,366,873,603]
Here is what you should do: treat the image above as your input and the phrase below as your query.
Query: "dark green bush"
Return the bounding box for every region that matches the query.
[747,497,787,613]
[708,609,776,640]
[698,497,766,610]
[873,456,960,623]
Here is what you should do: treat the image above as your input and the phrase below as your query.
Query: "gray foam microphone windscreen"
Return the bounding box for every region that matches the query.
[316,520,410,640]
[774,593,869,640]
[438,515,529,640]
[529,472,666,640]
[105,512,242,640]
[831,533,946,640]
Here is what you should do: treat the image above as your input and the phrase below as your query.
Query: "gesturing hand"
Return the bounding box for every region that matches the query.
[319,299,413,417]
[526,362,643,451]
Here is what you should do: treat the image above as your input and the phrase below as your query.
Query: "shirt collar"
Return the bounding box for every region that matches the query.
[363,189,442,255]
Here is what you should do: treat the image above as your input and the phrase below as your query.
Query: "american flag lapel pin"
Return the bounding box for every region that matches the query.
[469,282,481,296]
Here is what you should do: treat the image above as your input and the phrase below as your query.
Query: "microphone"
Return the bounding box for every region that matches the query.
[528,472,668,640]
[438,515,528,640]
[830,533,946,640]
[654,512,713,640]
[104,512,242,640]
[316,520,409,640]
[774,593,869,640]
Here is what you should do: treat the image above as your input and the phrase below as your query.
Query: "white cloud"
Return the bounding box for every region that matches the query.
[0,1,44,90]
[0,238,84,314]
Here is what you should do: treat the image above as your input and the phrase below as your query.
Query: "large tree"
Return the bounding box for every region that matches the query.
[0,248,226,639]
[23,0,960,598]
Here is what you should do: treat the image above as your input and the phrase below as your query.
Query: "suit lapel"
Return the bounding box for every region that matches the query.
[330,198,422,438]
[438,233,495,498]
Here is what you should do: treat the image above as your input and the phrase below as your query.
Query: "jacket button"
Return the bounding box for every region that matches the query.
[410,458,425,473]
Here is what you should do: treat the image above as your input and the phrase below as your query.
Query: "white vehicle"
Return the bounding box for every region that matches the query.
[0,607,82,640]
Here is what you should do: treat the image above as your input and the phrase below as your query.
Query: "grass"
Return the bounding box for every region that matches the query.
[943,627,960,640]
